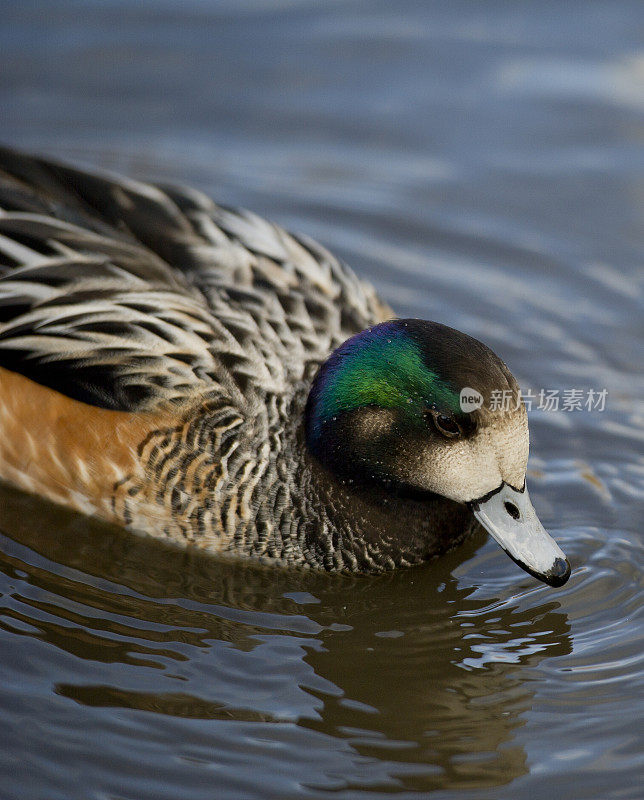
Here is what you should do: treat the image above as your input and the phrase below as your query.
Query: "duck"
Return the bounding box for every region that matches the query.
[0,146,570,586]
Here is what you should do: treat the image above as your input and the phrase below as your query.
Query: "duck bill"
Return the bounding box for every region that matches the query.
[469,483,571,587]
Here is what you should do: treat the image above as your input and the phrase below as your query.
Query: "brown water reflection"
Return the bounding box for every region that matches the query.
[0,483,571,795]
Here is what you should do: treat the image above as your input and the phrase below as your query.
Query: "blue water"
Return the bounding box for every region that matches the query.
[0,2,642,798]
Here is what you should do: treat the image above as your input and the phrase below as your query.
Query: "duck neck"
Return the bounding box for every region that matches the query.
[282,409,476,572]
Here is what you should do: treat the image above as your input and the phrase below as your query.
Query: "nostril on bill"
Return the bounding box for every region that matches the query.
[504,501,520,520]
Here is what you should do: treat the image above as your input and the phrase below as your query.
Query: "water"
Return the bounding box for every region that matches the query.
[0,1,642,798]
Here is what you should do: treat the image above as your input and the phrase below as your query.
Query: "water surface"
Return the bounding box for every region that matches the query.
[0,2,642,798]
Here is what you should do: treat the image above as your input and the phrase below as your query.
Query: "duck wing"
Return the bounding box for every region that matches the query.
[0,146,390,412]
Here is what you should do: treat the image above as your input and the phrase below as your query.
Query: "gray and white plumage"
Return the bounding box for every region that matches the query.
[0,146,387,410]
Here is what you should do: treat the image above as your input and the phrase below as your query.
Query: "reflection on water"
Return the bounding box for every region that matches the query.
[0,1,643,799]
[0,486,572,796]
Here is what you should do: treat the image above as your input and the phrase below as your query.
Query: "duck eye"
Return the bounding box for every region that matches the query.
[425,409,462,439]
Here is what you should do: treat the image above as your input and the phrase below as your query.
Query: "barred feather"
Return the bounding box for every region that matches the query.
[0,146,388,411]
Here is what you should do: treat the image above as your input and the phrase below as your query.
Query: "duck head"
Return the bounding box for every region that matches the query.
[305,319,570,586]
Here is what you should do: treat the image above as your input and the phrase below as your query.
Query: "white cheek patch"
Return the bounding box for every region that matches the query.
[494,406,529,488]
[405,409,529,504]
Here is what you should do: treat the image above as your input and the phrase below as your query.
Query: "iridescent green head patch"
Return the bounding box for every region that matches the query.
[306,320,461,449]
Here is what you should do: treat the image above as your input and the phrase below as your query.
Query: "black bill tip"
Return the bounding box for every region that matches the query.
[544,557,571,587]
[503,550,572,587]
